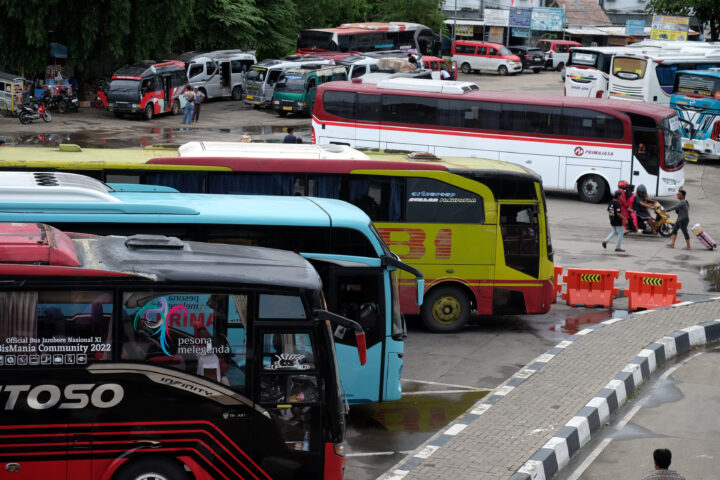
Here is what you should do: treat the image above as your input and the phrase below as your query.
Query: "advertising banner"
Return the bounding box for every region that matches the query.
[531,8,564,32]
[456,25,475,37]
[484,8,510,27]
[650,15,689,41]
[625,19,646,36]
[510,8,532,28]
[512,28,530,38]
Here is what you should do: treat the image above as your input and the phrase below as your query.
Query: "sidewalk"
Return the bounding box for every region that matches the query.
[380,297,720,480]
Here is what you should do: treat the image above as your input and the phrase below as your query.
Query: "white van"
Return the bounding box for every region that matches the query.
[180,50,256,100]
[338,55,382,79]
[243,56,334,107]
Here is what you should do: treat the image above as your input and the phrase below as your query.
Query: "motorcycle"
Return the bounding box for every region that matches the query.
[632,201,674,237]
[18,101,51,124]
[57,93,79,113]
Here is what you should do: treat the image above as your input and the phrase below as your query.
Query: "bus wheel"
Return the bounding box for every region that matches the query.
[461,63,471,74]
[114,457,189,480]
[143,104,153,121]
[556,62,565,72]
[232,86,243,101]
[421,286,470,333]
[171,100,180,115]
[578,174,607,203]
[498,65,508,76]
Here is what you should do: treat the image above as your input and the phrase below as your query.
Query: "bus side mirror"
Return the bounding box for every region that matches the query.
[315,310,367,366]
[416,278,425,306]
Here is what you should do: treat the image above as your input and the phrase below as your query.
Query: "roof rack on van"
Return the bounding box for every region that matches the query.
[376,78,478,94]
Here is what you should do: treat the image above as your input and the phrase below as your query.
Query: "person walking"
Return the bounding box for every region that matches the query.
[641,448,685,480]
[283,127,297,144]
[192,86,205,123]
[666,189,690,249]
[182,90,194,125]
[407,53,418,67]
[602,190,626,252]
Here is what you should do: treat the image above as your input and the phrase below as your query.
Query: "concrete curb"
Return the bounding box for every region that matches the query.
[510,314,720,480]
[378,297,720,480]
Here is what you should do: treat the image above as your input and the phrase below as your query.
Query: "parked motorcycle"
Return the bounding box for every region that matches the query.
[18,101,51,124]
[57,93,79,113]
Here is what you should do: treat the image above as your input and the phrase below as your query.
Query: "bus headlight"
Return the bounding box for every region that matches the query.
[334,442,345,456]
[662,178,677,185]
[273,100,279,105]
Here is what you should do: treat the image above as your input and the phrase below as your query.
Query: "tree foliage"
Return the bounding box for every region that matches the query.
[0,0,446,81]
[646,0,720,41]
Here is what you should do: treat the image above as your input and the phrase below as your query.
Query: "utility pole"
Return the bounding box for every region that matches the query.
[453,0,458,46]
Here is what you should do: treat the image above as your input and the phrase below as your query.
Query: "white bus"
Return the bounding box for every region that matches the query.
[609,50,720,106]
[312,78,685,202]
[565,47,633,99]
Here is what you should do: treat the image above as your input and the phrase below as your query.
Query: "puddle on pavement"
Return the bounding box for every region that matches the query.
[612,422,657,441]
[3,124,310,149]
[546,309,628,335]
[643,377,684,409]
[701,264,720,291]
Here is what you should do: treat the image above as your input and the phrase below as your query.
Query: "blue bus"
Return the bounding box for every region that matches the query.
[670,69,720,161]
[0,172,424,405]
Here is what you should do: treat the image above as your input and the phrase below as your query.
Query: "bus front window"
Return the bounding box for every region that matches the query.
[661,116,684,170]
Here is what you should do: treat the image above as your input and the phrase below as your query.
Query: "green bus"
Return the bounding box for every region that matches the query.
[272,65,347,116]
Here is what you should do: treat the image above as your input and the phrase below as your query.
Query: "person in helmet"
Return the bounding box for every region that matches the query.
[634,184,655,233]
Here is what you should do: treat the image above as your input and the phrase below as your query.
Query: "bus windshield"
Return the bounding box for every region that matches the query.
[613,57,647,80]
[277,74,306,93]
[570,51,599,67]
[298,31,336,51]
[247,67,267,82]
[108,80,140,94]
[675,73,720,98]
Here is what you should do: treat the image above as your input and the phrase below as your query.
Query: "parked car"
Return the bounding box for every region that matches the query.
[451,40,522,75]
[421,56,457,80]
[535,39,582,71]
[508,46,545,73]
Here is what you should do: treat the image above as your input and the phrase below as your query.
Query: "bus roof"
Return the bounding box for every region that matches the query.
[0,222,320,289]
[317,81,678,121]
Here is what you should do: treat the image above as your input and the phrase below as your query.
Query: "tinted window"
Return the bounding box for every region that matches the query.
[188,65,204,78]
[455,45,476,55]
[358,94,381,122]
[561,107,624,139]
[406,177,484,224]
[488,48,499,56]
[477,47,487,55]
[382,94,440,125]
[206,62,217,75]
[500,204,539,278]
[323,91,356,119]
[476,176,538,200]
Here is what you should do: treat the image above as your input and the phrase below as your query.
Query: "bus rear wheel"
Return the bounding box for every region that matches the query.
[578,174,607,203]
[114,457,189,480]
[143,104,153,121]
[232,85,243,101]
[421,286,470,333]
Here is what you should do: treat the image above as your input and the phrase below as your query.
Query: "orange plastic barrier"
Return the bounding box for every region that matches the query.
[553,266,563,303]
[561,268,619,308]
[624,271,682,311]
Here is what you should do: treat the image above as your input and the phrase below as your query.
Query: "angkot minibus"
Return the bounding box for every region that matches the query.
[311,77,685,203]
[0,221,367,479]
[0,144,551,333]
[670,68,720,161]
[0,171,422,404]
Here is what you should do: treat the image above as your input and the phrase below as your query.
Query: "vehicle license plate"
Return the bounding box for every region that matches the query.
[684,143,694,149]
[283,106,293,111]
[246,95,254,100]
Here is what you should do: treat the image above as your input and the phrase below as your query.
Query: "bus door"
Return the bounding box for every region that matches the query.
[162,74,171,108]
[307,76,317,113]
[356,93,381,148]
[496,202,541,313]
[310,260,386,403]
[630,122,661,195]
[255,324,325,479]
[220,60,231,95]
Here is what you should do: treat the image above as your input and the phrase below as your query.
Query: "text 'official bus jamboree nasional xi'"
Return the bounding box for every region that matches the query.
[0,171,423,405]
[311,78,685,204]
[0,144,554,333]
[0,221,369,480]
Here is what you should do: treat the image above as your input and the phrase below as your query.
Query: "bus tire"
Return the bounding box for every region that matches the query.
[232,85,243,101]
[114,457,189,480]
[498,65,508,76]
[421,286,471,333]
[171,100,180,115]
[556,62,565,72]
[461,63,471,74]
[578,174,607,203]
[144,104,153,121]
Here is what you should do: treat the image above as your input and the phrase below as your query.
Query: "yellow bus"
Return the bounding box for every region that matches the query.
[0,143,554,332]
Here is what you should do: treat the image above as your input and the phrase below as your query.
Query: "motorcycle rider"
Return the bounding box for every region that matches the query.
[635,185,656,233]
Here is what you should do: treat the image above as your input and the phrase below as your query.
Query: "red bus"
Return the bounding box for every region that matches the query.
[0,222,366,479]
[106,60,189,120]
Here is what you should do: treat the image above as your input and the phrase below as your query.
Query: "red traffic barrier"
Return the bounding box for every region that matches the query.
[553,266,563,303]
[561,268,619,308]
[624,271,682,311]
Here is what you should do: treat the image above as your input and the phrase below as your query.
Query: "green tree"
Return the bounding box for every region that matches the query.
[369,0,445,32]
[294,0,372,29]
[646,0,719,41]
[177,0,265,52]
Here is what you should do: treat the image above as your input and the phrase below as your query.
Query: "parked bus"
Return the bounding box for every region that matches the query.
[176,49,256,100]
[670,69,720,161]
[312,77,685,203]
[297,22,439,57]
[0,144,554,332]
[273,65,348,116]
[106,60,189,120]
[244,57,334,107]
[0,221,365,479]
[565,47,631,98]
[608,50,720,105]
[0,171,422,404]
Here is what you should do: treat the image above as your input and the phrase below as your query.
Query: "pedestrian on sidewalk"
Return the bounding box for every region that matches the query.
[641,448,685,480]
[666,189,690,250]
[602,190,626,252]
[192,86,205,123]
[182,90,194,125]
